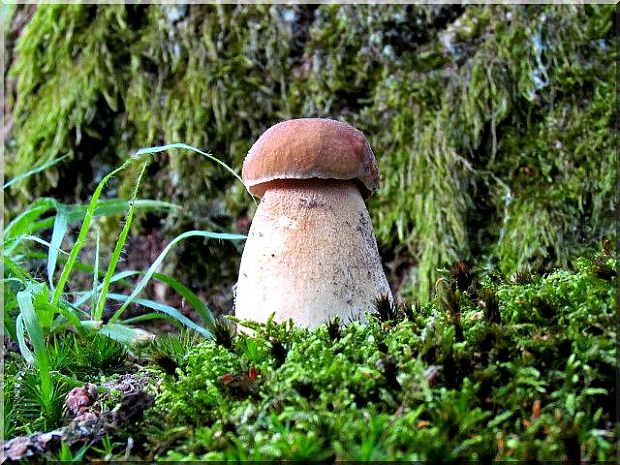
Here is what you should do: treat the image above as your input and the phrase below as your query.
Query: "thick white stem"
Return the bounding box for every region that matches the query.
[235,180,392,328]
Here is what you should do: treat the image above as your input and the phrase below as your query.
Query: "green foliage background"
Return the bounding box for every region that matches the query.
[4,4,616,303]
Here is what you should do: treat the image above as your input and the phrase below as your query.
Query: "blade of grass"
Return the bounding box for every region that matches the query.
[106,293,213,339]
[95,161,147,321]
[50,304,86,336]
[30,199,179,234]
[78,320,103,332]
[108,230,245,323]
[51,159,133,306]
[85,199,179,218]
[15,313,35,365]
[91,229,101,318]
[47,205,69,290]
[17,289,53,412]
[4,198,58,242]
[133,143,254,203]
[75,270,215,328]
[139,271,216,328]
[3,154,69,189]
[72,270,148,308]
[4,256,31,282]
[99,323,154,347]
[119,313,176,325]
[27,251,135,291]
[15,235,69,256]
[30,282,55,331]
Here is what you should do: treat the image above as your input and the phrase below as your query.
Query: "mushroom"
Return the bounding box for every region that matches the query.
[235,118,392,328]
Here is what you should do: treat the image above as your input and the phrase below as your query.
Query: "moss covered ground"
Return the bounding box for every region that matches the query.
[4,253,616,461]
[5,5,616,304]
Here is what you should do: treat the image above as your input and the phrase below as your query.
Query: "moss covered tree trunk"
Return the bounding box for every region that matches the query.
[4,4,616,306]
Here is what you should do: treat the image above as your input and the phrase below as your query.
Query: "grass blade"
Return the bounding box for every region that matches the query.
[72,270,146,308]
[29,199,179,234]
[10,235,69,256]
[78,320,103,331]
[108,230,245,323]
[106,293,213,339]
[139,271,216,328]
[133,143,251,201]
[91,229,101,318]
[47,206,69,290]
[75,270,215,328]
[50,303,85,336]
[99,323,154,347]
[15,314,35,365]
[51,159,133,306]
[95,161,147,320]
[29,282,55,331]
[4,198,58,241]
[3,255,31,282]
[119,313,175,324]
[3,154,69,189]
[17,289,53,411]
[26,251,135,291]
[88,199,179,218]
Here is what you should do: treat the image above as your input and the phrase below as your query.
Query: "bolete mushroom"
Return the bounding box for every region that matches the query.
[235,118,392,328]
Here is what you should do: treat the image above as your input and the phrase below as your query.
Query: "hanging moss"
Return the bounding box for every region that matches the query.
[5,4,616,304]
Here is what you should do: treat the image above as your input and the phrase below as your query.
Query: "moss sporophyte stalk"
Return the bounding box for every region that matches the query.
[5,4,615,303]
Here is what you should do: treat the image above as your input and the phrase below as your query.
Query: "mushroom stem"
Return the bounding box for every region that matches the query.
[235,179,392,328]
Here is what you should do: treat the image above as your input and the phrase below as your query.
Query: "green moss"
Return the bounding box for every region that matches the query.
[8,7,127,190]
[127,255,615,461]
[6,5,616,302]
[3,255,615,459]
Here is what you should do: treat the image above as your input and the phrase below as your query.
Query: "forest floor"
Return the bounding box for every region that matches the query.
[3,252,616,462]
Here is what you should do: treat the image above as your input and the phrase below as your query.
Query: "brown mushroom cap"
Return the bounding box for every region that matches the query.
[242,118,379,199]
